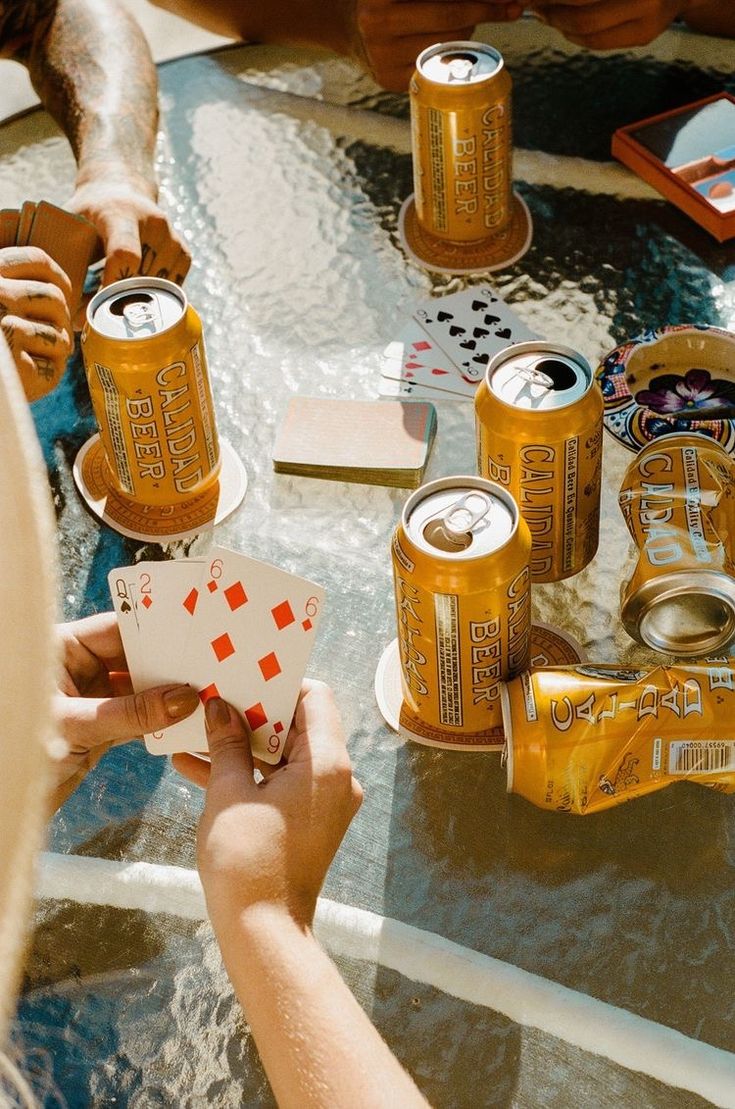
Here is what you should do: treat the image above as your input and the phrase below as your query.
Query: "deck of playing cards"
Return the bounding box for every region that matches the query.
[0,200,99,313]
[272,397,437,488]
[379,285,539,402]
[109,547,325,763]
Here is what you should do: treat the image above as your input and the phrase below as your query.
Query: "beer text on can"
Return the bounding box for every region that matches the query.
[618,433,735,656]
[501,661,735,814]
[392,475,531,749]
[81,277,220,508]
[410,42,513,243]
[475,341,603,583]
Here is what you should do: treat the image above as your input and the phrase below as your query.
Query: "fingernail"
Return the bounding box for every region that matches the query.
[205,696,231,730]
[164,685,200,719]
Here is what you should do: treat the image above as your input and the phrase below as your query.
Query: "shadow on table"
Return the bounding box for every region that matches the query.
[371,739,734,1105]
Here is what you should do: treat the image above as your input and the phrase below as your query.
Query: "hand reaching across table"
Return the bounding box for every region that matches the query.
[2,0,190,287]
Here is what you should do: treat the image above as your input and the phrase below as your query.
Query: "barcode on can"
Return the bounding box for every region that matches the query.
[668,740,735,775]
[521,670,537,722]
[434,593,462,726]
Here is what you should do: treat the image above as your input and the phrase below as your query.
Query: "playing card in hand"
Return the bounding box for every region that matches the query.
[109,548,325,764]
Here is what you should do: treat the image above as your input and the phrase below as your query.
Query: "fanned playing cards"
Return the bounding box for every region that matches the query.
[0,200,99,312]
[379,285,538,402]
[109,547,325,763]
[272,397,437,488]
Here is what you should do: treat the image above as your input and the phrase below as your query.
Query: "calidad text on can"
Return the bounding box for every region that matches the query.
[501,661,735,814]
[392,475,531,750]
[475,341,603,583]
[81,277,220,508]
[618,433,735,656]
[409,41,513,243]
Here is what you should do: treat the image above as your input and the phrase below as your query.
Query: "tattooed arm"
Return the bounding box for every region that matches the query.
[2,0,190,286]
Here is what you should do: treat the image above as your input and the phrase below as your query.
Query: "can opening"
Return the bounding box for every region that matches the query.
[422,519,473,552]
[422,492,491,552]
[533,358,578,391]
[641,592,735,655]
[440,51,479,80]
[109,292,154,315]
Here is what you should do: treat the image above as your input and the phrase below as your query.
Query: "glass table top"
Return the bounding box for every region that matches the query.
[1,18,734,1107]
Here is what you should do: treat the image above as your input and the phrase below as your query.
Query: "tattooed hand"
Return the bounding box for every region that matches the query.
[0,247,73,402]
[68,175,191,288]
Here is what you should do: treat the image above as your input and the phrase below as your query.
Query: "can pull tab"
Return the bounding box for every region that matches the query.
[441,51,478,82]
[442,492,492,536]
[121,295,163,336]
[515,365,554,390]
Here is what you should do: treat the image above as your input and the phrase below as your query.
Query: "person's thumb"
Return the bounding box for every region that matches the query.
[58,684,200,749]
[204,697,255,783]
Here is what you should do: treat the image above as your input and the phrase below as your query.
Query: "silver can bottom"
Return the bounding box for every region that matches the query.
[622,570,735,657]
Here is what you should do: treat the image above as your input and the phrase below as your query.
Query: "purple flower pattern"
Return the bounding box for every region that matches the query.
[636,367,735,417]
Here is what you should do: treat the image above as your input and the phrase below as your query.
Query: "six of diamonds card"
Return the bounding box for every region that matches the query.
[109,547,324,763]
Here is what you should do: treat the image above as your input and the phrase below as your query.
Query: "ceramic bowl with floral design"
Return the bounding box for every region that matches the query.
[596,324,735,453]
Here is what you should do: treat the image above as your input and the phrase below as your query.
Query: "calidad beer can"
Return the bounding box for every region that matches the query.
[475,341,603,583]
[619,433,735,656]
[400,42,532,274]
[410,41,512,242]
[80,276,220,508]
[392,475,531,749]
[501,660,735,815]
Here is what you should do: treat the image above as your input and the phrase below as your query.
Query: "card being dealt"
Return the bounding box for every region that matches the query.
[109,549,325,764]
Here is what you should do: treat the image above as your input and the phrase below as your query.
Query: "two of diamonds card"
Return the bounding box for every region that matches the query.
[379,286,538,402]
[108,547,325,763]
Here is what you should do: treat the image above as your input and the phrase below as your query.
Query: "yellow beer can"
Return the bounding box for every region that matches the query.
[501,661,735,814]
[475,341,603,582]
[400,42,532,274]
[619,433,735,656]
[80,277,220,509]
[392,475,531,749]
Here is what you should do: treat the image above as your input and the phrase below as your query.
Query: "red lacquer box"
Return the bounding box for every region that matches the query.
[612,92,735,243]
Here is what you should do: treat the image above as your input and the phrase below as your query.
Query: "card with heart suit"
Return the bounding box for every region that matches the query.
[108,549,325,763]
[380,321,479,399]
[412,286,538,383]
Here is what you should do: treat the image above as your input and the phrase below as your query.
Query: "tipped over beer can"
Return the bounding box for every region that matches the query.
[475,342,603,582]
[501,661,735,815]
[619,433,735,656]
[399,41,532,274]
[80,277,220,508]
[392,475,531,749]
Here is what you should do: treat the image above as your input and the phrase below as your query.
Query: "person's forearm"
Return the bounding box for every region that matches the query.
[681,0,735,36]
[213,904,428,1109]
[150,0,355,56]
[23,0,159,194]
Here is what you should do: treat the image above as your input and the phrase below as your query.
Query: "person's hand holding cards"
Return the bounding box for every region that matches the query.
[0,246,73,402]
[50,611,200,814]
[108,547,326,765]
